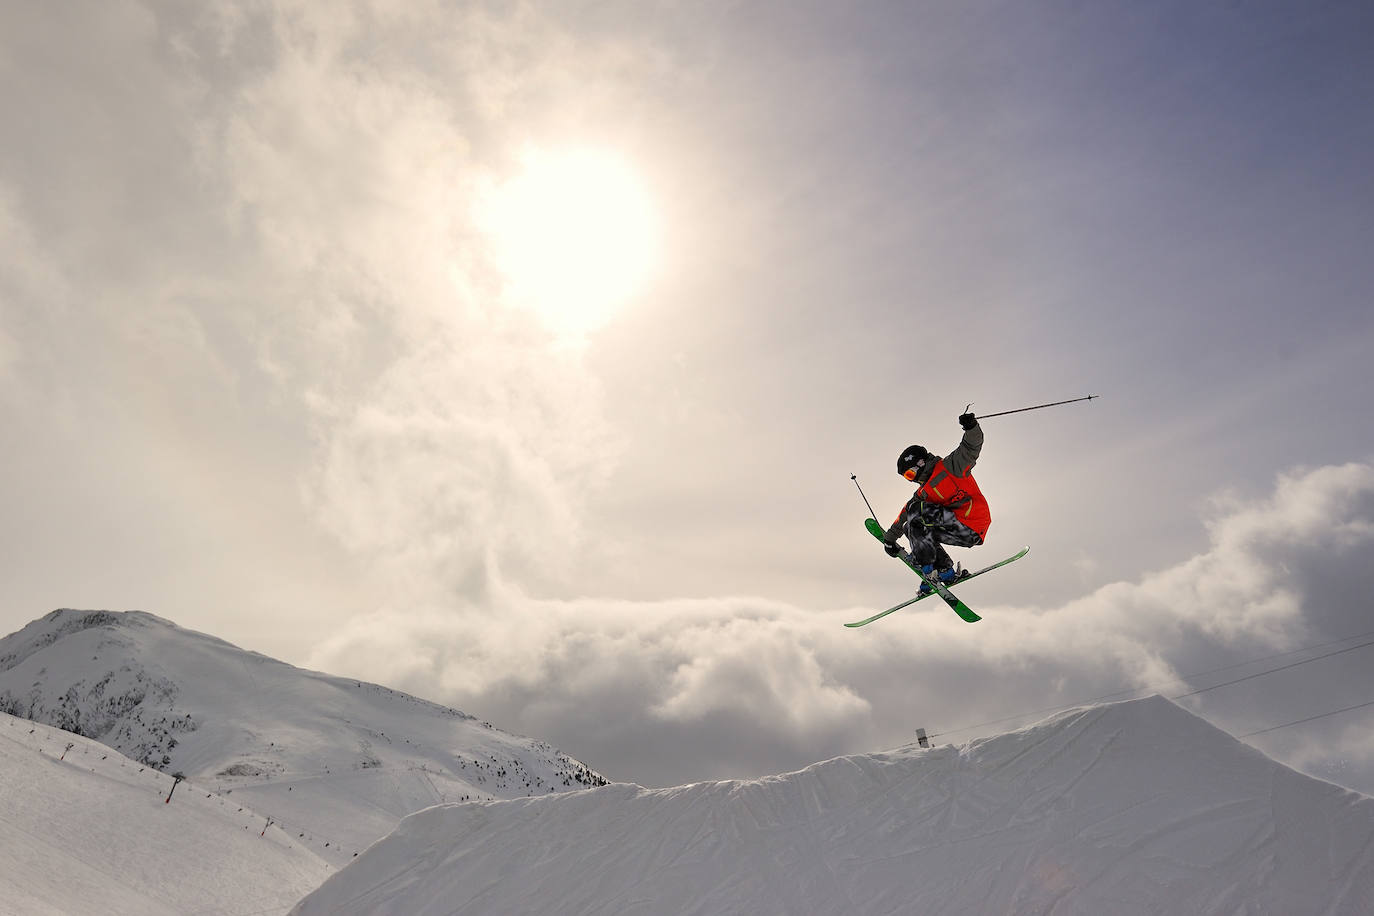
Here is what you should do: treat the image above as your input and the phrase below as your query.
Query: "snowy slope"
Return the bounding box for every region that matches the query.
[0,610,606,866]
[294,696,1374,916]
[0,712,329,915]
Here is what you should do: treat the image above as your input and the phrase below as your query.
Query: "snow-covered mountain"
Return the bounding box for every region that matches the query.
[1,711,329,915]
[294,696,1374,916]
[0,609,606,865]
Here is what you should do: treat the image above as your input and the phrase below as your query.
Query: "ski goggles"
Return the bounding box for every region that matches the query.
[902,460,926,482]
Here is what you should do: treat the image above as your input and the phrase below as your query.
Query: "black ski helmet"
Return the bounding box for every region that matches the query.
[897,444,930,477]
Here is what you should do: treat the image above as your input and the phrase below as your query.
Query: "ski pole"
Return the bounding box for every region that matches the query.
[850,474,878,522]
[968,395,1097,420]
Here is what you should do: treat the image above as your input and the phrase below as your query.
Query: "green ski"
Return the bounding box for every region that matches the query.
[856,518,1027,626]
[845,541,1030,627]
[863,517,978,622]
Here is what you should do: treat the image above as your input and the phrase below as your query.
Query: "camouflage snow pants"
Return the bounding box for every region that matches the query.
[902,501,983,570]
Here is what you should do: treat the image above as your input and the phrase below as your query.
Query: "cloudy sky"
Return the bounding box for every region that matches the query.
[3,0,1373,792]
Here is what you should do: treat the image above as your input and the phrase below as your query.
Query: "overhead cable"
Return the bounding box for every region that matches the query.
[928,629,1374,741]
[1240,699,1374,738]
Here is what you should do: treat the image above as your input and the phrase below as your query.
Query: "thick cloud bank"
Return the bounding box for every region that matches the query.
[309,462,1374,791]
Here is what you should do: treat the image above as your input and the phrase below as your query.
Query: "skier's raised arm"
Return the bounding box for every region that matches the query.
[942,412,983,478]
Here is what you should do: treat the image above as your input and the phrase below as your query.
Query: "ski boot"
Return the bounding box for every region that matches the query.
[917,564,965,595]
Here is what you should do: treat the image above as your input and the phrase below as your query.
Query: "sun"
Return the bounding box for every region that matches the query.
[476,147,660,336]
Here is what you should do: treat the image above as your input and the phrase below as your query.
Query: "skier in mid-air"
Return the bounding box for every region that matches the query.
[882,411,990,591]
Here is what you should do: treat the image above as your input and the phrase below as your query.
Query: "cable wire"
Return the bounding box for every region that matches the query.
[1170,638,1374,700]
[1240,699,1374,738]
[927,628,1374,741]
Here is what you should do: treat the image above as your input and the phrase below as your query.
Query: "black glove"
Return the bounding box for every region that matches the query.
[883,537,901,557]
[959,411,977,430]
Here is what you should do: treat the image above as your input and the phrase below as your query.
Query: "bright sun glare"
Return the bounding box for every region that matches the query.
[477,147,660,336]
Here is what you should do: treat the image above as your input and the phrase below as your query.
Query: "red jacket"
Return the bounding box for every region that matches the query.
[915,458,991,539]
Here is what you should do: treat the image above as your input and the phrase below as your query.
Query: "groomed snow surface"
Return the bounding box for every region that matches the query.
[1,713,329,915]
[295,696,1374,916]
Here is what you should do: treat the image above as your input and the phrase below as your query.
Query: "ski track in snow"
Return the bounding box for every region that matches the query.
[1,713,329,915]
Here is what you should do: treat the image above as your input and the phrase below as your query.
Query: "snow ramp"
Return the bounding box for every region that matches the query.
[292,695,1374,915]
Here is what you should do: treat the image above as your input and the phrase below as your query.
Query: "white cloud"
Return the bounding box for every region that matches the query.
[303,333,621,599]
[0,0,660,640]
[170,0,660,603]
[0,187,73,397]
